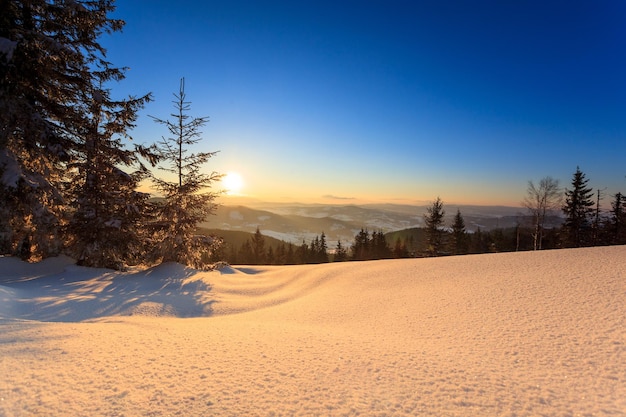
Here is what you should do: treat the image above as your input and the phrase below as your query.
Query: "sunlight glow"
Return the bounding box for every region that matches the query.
[222,171,244,195]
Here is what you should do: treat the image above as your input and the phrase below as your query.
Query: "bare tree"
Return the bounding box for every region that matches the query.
[523,176,561,250]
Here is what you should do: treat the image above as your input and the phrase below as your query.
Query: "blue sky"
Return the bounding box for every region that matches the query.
[102,1,626,206]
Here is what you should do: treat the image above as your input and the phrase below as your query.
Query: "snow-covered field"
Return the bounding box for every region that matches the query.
[1,247,624,416]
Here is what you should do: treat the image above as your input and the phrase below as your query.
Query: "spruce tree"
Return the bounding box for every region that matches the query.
[424,197,445,256]
[450,209,468,255]
[561,167,594,247]
[371,230,391,259]
[65,79,154,269]
[317,232,329,263]
[351,228,370,260]
[333,240,348,262]
[0,0,146,261]
[250,227,265,264]
[149,78,222,268]
[608,192,626,245]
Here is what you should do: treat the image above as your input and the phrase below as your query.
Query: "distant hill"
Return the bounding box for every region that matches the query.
[201,203,563,246]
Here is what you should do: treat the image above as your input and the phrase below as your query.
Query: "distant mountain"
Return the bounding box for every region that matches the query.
[201,202,563,246]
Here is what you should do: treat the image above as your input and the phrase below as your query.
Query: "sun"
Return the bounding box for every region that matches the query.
[222,171,244,195]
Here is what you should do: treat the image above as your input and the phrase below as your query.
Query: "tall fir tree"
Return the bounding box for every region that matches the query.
[351,228,370,260]
[64,80,154,269]
[250,227,265,265]
[149,78,222,268]
[370,230,391,259]
[450,208,468,255]
[333,240,348,262]
[424,197,445,256]
[561,167,595,248]
[0,0,146,261]
[608,192,626,245]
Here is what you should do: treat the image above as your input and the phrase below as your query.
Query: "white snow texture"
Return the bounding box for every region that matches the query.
[0,246,624,416]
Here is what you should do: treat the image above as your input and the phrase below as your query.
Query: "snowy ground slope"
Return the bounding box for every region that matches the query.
[0,247,624,416]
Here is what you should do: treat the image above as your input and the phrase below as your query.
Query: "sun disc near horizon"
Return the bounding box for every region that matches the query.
[222,171,244,195]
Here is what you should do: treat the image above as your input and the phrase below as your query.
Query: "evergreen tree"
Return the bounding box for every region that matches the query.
[317,232,329,263]
[424,197,445,256]
[285,242,296,265]
[149,78,222,268]
[450,209,468,255]
[608,192,626,245]
[333,240,348,262]
[371,230,391,259]
[351,228,370,260]
[250,227,265,265]
[266,245,275,265]
[238,240,253,264]
[561,167,594,248]
[296,240,309,263]
[0,0,148,261]
[275,243,287,265]
[64,78,154,269]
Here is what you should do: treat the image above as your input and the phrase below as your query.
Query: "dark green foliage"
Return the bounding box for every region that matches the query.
[450,209,468,255]
[333,240,348,262]
[148,78,222,269]
[424,197,445,256]
[607,192,626,245]
[349,229,391,261]
[64,79,154,269]
[351,229,370,260]
[0,0,142,262]
[385,228,425,255]
[251,227,266,264]
[561,167,595,248]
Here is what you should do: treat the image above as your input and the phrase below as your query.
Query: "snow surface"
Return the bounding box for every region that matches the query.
[0,247,624,416]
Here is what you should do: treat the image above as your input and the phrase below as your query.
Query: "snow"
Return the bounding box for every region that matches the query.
[1,246,625,416]
[0,149,22,188]
[0,37,17,62]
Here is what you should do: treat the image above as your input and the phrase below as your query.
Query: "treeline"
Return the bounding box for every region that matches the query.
[215,166,626,265]
[214,224,557,265]
[214,228,390,265]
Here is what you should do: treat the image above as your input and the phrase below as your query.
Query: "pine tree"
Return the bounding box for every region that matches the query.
[450,209,468,255]
[149,78,222,268]
[351,228,370,260]
[608,192,626,245]
[317,232,329,263]
[370,230,391,259]
[296,240,309,263]
[333,240,348,262]
[424,197,445,256]
[64,78,154,269]
[0,0,145,261]
[562,167,595,248]
[250,227,265,264]
[285,243,295,265]
[238,240,253,264]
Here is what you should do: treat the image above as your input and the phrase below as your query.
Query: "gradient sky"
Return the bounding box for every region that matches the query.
[101,1,626,206]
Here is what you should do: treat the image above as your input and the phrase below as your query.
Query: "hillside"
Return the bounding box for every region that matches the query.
[203,203,559,246]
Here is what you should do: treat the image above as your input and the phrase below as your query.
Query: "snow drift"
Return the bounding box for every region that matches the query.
[0,246,624,416]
